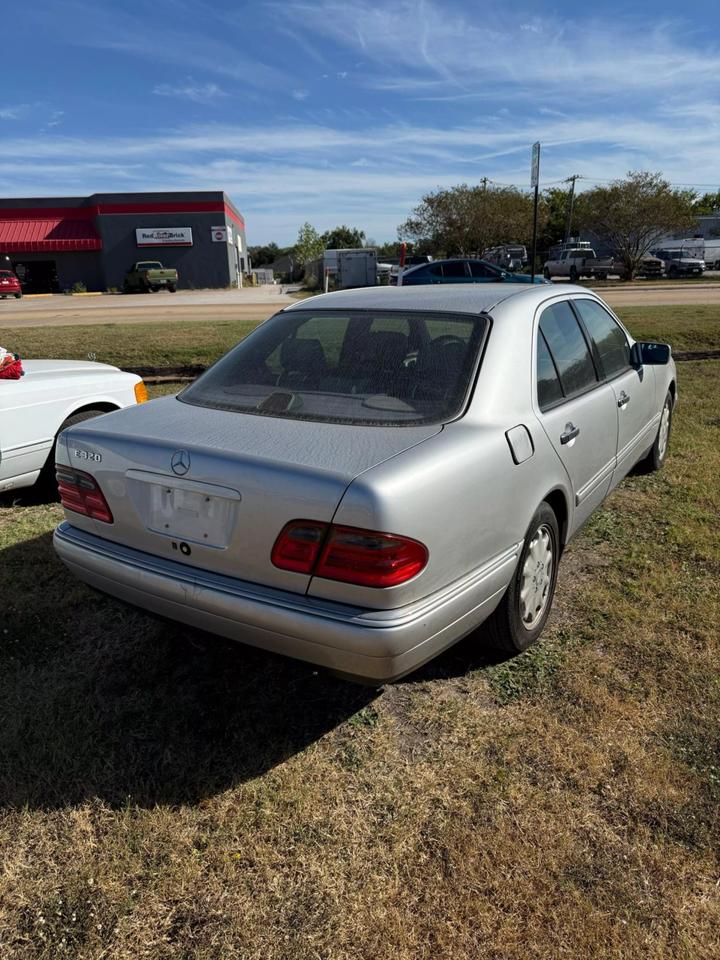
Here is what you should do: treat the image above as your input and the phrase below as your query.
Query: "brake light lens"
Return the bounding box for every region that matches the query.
[134,380,149,404]
[56,465,114,523]
[272,521,427,587]
[271,520,327,573]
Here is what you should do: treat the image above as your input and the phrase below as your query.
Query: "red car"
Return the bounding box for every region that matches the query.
[0,269,22,299]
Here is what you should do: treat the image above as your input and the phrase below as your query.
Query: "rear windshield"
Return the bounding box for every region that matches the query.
[179,308,487,425]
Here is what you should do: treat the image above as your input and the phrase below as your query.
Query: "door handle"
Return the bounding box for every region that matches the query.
[560,422,580,444]
[617,391,630,408]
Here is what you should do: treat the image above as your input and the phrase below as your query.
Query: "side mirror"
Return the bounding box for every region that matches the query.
[498,271,507,281]
[631,341,671,367]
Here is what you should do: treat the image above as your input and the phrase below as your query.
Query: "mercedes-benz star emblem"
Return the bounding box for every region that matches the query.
[170,449,191,476]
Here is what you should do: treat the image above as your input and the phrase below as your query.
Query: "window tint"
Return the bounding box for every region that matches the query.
[180,309,487,426]
[469,261,494,278]
[441,260,467,278]
[573,299,630,379]
[536,332,563,409]
[539,301,598,397]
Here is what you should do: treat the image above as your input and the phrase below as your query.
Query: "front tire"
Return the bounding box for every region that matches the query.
[486,502,560,653]
[569,266,578,282]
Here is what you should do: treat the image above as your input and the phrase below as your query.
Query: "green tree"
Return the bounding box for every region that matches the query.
[540,187,574,251]
[576,171,697,279]
[398,183,544,258]
[321,225,366,249]
[293,222,324,267]
[693,191,720,215]
[248,242,283,266]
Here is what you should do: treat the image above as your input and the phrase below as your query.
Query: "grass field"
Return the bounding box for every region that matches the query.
[2,304,720,369]
[0,311,719,958]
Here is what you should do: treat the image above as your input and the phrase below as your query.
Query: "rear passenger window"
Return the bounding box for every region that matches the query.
[536,332,563,409]
[441,261,467,278]
[539,301,598,398]
[573,299,630,379]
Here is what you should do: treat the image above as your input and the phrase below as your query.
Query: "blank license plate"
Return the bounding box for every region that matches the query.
[146,485,236,547]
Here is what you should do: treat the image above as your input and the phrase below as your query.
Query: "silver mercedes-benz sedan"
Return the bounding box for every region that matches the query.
[53,285,676,683]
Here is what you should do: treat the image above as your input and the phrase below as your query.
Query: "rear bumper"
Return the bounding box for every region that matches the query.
[53,522,519,682]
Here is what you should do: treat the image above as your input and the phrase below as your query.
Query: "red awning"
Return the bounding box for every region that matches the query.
[0,219,102,252]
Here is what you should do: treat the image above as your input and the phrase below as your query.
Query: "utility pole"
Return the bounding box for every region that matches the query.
[564,174,582,243]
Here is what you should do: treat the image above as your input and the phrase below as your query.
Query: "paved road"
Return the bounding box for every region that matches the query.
[2,282,719,329]
[588,282,720,308]
[0,287,298,328]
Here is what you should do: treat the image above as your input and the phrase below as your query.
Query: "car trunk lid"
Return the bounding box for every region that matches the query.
[60,396,441,593]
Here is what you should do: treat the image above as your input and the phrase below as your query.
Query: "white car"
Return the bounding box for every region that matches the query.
[0,359,146,494]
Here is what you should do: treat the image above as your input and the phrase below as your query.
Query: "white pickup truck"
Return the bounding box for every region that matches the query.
[543,247,615,281]
[0,359,145,494]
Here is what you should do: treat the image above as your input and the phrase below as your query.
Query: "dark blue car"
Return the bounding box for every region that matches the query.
[398,258,548,285]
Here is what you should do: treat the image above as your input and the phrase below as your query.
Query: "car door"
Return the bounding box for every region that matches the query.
[534,299,618,535]
[572,297,658,487]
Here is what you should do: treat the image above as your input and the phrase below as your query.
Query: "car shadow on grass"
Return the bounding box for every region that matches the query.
[0,530,377,810]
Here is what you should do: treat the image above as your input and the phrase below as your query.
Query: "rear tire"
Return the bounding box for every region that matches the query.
[543,267,551,280]
[167,284,176,293]
[569,266,578,282]
[640,391,673,473]
[485,502,560,653]
[37,408,113,495]
[14,292,22,299]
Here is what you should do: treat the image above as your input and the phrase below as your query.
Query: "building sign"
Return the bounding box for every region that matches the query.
[211,225,229,242]
[136,227,193,247]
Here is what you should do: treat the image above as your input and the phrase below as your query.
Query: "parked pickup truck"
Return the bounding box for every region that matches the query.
[543,247,615,281]
[124,261,178,293]
[651,249,705,278]
[0,359,146,494]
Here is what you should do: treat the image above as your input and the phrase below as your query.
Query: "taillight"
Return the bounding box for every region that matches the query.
[271,520,326,573]
[56,465,114,523]
[272,521,427,587]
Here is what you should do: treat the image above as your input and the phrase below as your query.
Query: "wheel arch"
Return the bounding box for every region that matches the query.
[60,401,120,428]
[543,487,570,551]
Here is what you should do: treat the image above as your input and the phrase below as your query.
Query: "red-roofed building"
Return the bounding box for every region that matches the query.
[0,191,247,292]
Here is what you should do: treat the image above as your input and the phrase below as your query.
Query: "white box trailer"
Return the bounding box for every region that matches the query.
[324,248,377,289]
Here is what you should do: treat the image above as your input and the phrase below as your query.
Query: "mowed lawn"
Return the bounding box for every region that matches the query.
[2,304,720,368]
[0,309,718,958]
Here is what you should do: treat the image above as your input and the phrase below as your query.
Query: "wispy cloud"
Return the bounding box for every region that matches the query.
[285,1,720,100]
[291,89,310,101]
[24,0,290,91]
[153,82,228,104]
[0,105,27,120]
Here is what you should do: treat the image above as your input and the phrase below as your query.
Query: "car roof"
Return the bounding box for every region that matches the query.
[281,283,564,316]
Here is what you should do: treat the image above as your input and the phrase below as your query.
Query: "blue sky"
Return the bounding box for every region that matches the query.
[3,0,720,244]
